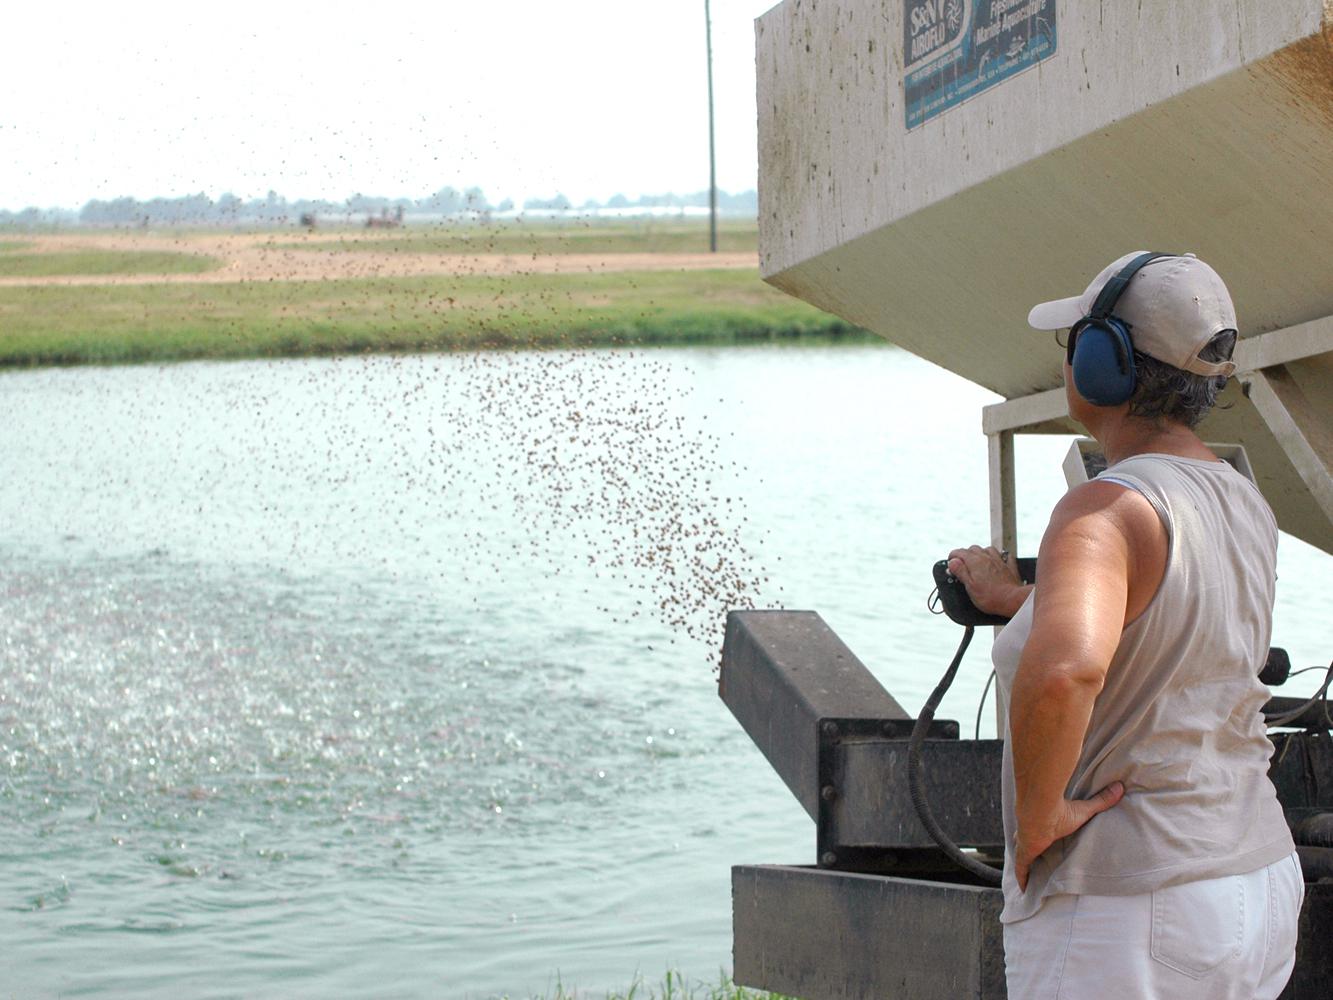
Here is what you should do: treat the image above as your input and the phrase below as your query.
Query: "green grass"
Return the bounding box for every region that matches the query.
[275,219,759,256]
[534,970,792,1000]
[0,240,32,253]
[0,268,876,367]
[0,250,220,278]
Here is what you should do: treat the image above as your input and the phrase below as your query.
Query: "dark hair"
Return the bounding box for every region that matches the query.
[1127,329,1237,428]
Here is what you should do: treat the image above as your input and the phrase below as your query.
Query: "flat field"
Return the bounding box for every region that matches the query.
[0,248,220,278]
[0,220,870,365]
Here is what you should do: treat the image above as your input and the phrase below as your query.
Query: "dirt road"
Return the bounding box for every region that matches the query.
[0,232,759,287]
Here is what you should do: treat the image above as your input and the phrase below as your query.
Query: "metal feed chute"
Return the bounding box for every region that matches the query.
[723,2,1333,997]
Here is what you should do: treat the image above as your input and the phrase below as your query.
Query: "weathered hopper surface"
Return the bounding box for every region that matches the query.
[757,0,1333,552]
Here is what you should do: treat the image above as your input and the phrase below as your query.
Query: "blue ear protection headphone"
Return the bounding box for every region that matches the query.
[1067,251,1172,406]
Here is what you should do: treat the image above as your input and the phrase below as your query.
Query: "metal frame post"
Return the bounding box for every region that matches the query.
[987,429,1017,555]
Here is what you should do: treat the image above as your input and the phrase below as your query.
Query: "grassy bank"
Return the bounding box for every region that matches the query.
[536,970,791,999]
[0,268,875,367]
[0,220,884,367]
[0,249,220,278]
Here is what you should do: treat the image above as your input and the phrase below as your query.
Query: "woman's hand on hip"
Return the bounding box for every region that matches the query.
[1014,781,1125,891]
[946,545,1030,618]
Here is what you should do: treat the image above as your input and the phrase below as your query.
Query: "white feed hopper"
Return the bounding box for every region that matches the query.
[756,0,1333,554]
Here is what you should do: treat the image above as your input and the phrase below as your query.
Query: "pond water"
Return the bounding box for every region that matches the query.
[2,345,1328,998]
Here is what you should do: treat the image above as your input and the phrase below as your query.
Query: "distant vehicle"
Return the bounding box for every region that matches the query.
[366,207,404,229]
[299,212,317,229]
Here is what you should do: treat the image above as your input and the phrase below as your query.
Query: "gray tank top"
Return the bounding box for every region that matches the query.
[992,453,1294,923]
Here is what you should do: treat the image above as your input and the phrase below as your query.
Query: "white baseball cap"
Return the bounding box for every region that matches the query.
[1027,251,1238,378]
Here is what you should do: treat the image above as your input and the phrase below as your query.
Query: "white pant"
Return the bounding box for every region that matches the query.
[1003,852,1305,1000]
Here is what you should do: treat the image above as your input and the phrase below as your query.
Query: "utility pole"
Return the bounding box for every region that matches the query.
[705,0,718,252]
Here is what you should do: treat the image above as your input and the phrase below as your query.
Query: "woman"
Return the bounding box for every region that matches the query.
[948,252,1303,999]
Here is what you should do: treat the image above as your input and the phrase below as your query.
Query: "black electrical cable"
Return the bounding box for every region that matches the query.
[974,669,997,741]
[1286,664,1333,679]
[1264,660,1333,729]
[907,625,1003,886]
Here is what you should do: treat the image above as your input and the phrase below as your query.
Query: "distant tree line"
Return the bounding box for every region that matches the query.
[0,186,758,228]
[525,190,758,213]
[71,186,495,227]
[0,206,79,227]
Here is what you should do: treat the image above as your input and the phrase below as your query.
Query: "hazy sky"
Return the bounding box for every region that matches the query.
[2,0,780,211]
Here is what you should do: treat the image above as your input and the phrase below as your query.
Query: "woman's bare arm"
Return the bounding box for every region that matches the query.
[1008,479,1166,888]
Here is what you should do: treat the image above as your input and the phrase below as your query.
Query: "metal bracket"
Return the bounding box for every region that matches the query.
[815,716,960,873]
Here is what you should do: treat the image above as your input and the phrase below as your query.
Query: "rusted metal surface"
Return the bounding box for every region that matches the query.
[1266,20,1333,131]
